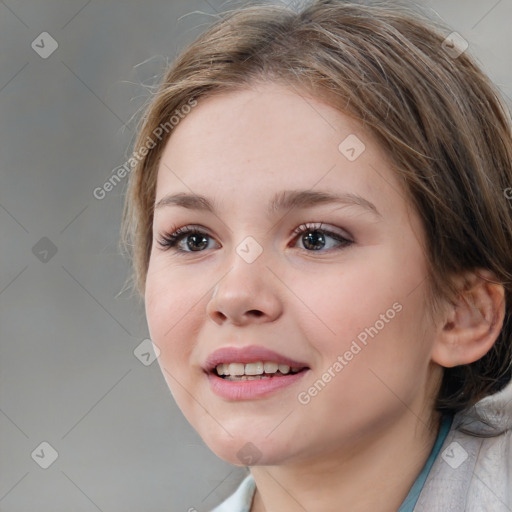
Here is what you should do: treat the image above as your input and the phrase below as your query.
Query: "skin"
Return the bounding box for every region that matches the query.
[144,82,503,512]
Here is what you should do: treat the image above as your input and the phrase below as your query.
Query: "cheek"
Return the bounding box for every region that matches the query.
[144,261,204,373]
[144,268,213,426]
[294,292,432,445]
[287,254,403,345]
[290,249,432,396]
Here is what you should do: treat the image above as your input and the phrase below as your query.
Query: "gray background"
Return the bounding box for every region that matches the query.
[1,1,511,511]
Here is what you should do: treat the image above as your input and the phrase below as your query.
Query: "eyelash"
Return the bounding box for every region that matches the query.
[156,222,353,254]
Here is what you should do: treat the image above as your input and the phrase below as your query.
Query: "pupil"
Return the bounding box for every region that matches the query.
[187,234,208,251]
[303,230,325,250]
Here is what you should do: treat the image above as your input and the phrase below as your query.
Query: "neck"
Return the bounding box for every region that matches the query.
[250,409,442,512]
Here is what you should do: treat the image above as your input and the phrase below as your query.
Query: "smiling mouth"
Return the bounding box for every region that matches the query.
[214,361,308,381]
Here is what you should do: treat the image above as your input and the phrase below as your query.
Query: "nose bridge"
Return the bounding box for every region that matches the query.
[206,235,282,325]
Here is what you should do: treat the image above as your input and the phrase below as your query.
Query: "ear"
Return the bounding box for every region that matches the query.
[431,269,506,368]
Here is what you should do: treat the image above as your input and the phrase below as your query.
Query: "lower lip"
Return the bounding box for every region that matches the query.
[206,369,309,400]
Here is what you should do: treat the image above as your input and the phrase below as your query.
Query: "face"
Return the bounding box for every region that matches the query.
[145,82,441,467]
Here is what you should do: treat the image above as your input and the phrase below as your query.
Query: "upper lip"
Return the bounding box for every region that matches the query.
[203,345,310,373]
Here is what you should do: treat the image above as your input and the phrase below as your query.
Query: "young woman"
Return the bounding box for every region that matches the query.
[122,1,512,510]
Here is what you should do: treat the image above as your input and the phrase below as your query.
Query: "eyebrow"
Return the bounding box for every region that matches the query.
[154,189,382,218]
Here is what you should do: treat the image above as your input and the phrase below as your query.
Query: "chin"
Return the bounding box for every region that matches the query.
[203,429,292,467]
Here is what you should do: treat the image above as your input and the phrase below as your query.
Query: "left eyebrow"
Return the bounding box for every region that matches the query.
[154,189,382,219]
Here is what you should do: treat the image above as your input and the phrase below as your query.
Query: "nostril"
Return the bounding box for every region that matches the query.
[248,310,264,317]
[207,311,229,326]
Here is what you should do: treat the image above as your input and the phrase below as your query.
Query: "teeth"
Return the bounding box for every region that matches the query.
[224,375,272,381]
[245,362,264,375]
[228,363,245,376]
[278,364,290,374]
[264,362,278,373]
[215,361,304,377]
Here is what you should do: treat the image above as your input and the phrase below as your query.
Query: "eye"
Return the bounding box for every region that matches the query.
[156,225,218,253]
[156,222,353,254]
[291,222,353,252]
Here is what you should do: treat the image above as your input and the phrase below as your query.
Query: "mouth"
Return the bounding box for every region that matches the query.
[203,345,310,399]
[212,361,309,381]
[206,362,310,400]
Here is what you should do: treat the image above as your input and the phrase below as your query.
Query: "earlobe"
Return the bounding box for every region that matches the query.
[431,269,506,368]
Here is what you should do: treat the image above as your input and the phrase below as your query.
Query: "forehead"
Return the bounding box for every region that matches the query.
[161,83,373,165]
[154,83,401,218]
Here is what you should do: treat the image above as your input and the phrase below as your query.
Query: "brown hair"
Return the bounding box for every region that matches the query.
[121,0,512,415]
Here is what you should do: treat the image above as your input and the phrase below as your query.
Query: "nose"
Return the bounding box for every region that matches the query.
[206,254,283,326]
